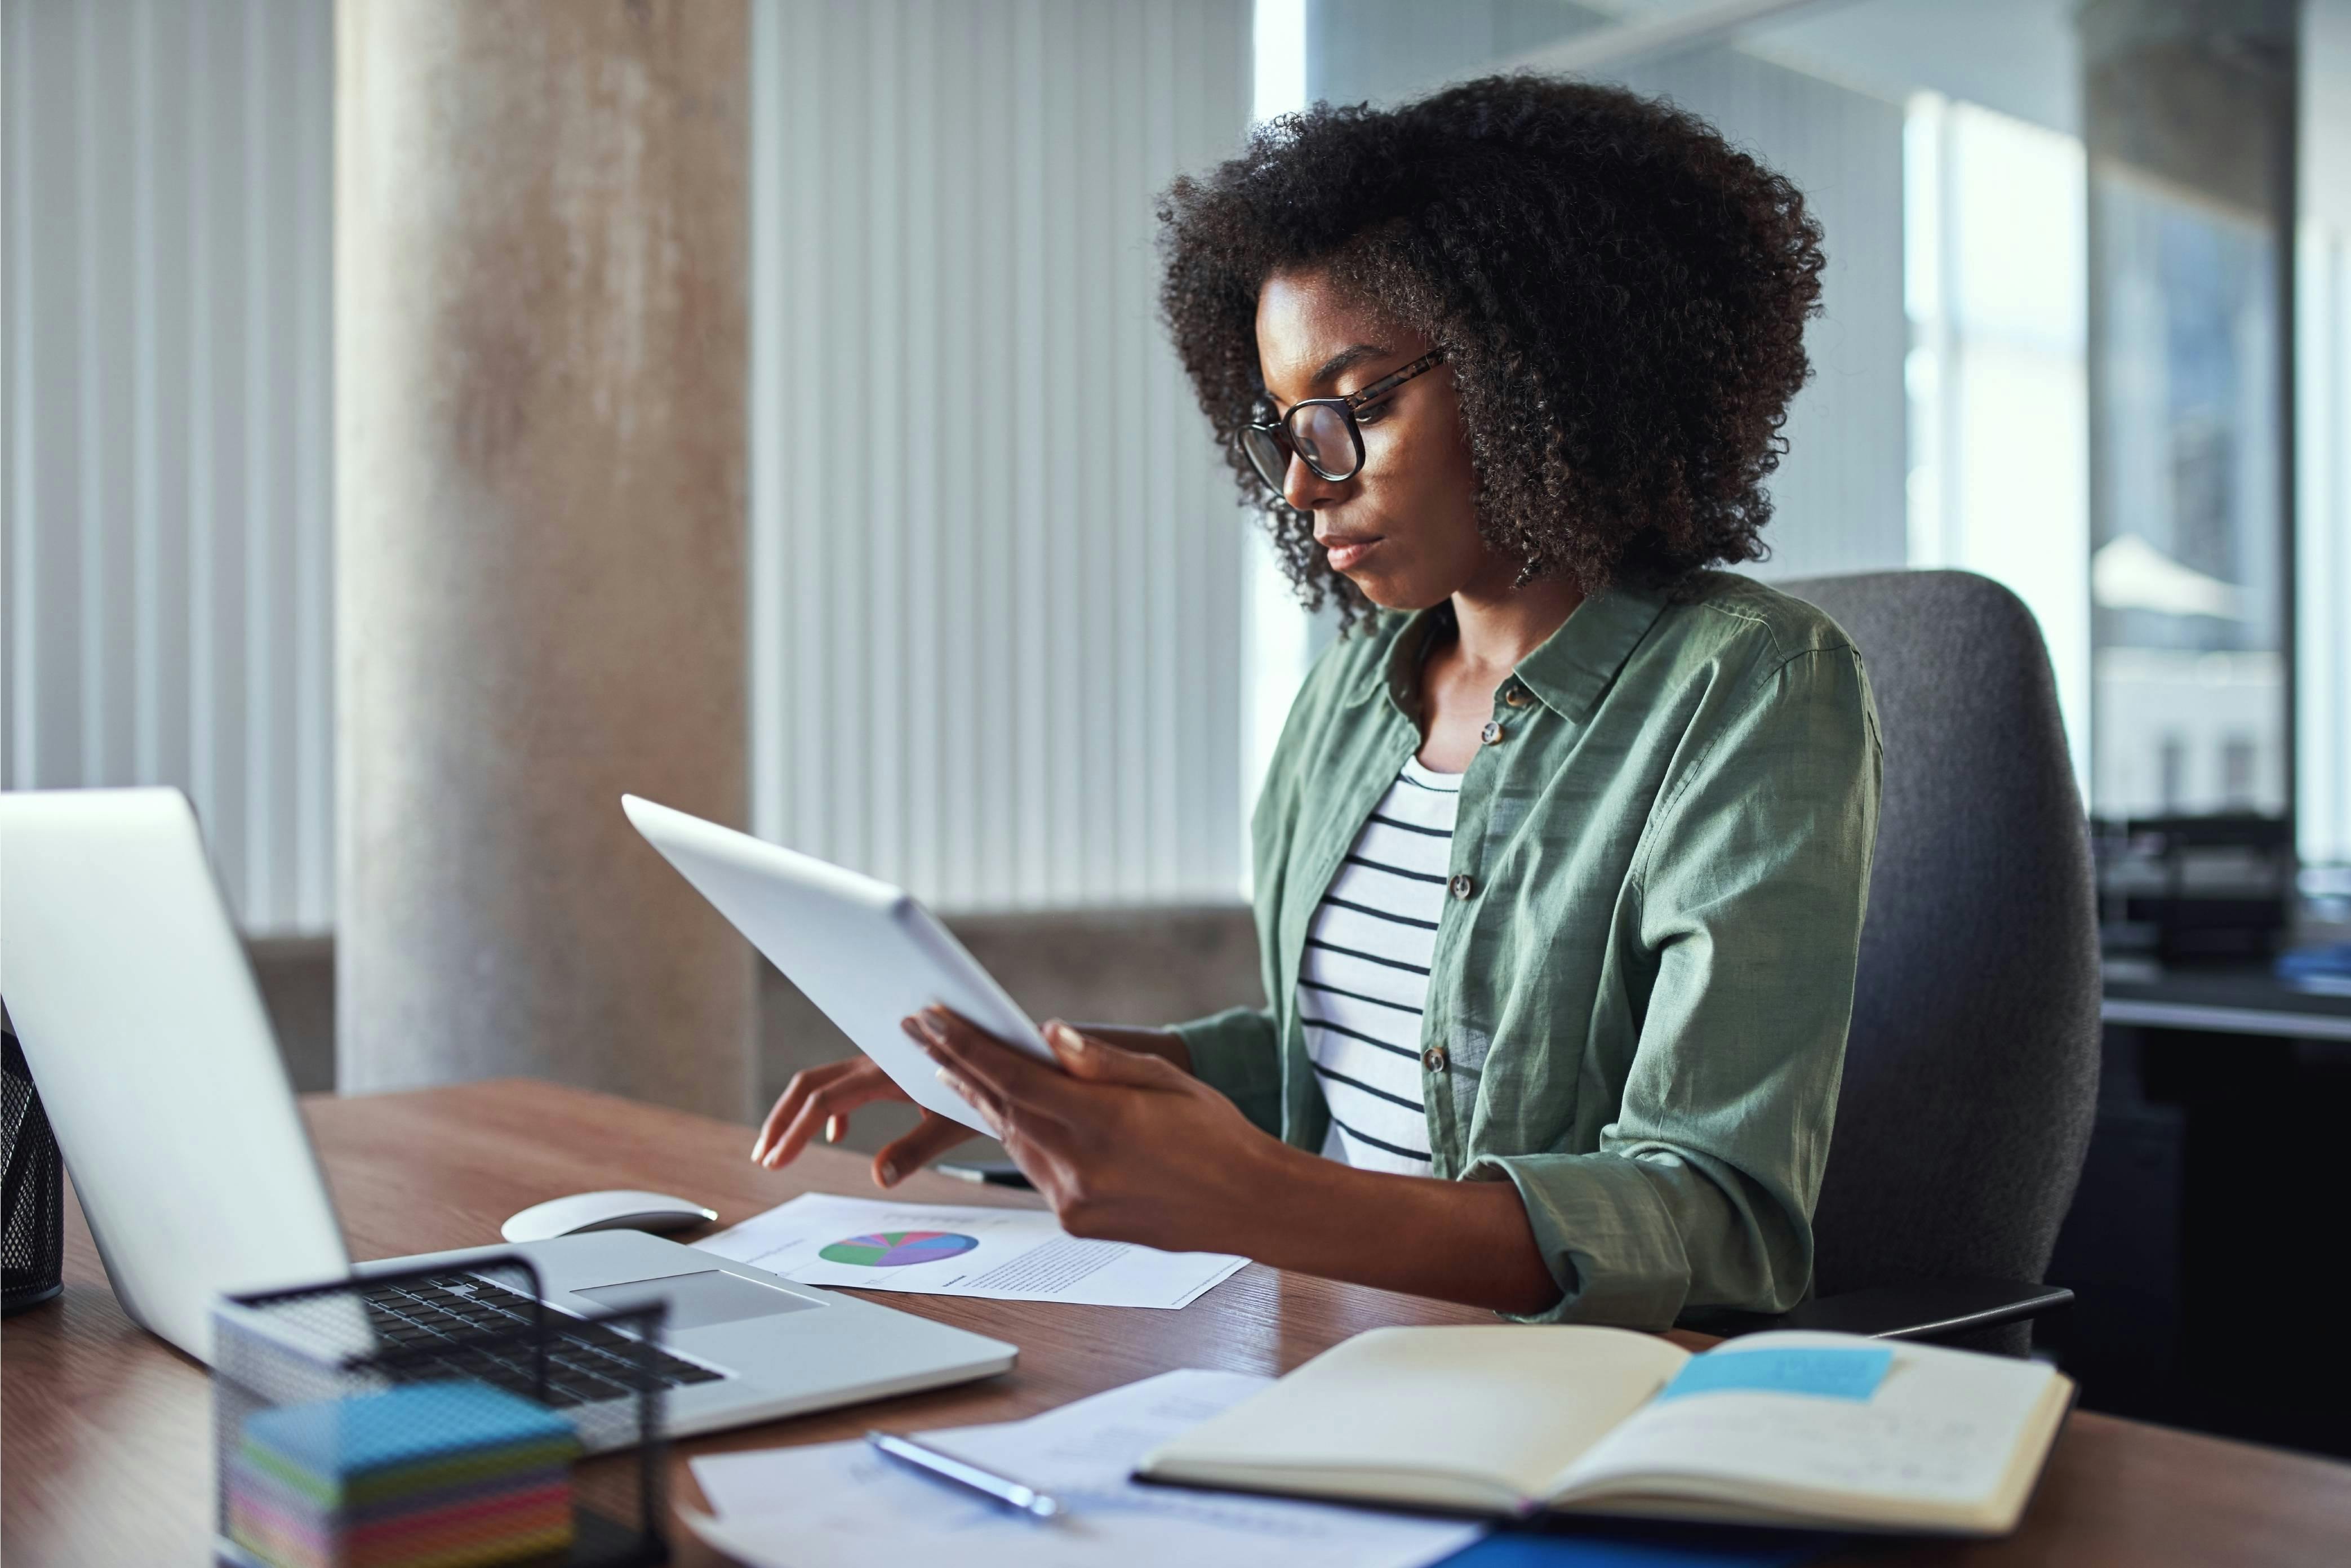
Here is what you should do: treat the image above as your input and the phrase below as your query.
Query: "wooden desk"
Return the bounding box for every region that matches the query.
[6,1079,2348,1566]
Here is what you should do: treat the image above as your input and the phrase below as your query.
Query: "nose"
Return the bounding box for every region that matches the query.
[1282,450,1350,514]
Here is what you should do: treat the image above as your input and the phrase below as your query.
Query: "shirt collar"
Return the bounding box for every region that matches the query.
[1510,585,1669,723]
[1343,585,1668,725]
[1342,606,1448,715]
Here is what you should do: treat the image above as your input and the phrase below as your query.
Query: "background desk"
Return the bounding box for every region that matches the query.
[2101,960,2351,1042]
[5,1078,2346,1566]
[2040,963,2351,1456]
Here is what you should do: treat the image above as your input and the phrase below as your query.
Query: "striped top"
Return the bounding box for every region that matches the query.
[1296,755,1461,1176]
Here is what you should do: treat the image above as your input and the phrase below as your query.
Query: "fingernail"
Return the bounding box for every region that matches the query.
[1049,1022,1087,1055]
[823,1115,841,1144]
[935,1067,977,1105]
[749,1140,766,1162]
[878,1161,899,1186]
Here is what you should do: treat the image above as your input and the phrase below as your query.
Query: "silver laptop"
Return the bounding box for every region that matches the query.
[0,787,1015,1446]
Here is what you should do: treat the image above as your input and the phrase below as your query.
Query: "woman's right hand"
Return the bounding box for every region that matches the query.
[749,1056,975,1188]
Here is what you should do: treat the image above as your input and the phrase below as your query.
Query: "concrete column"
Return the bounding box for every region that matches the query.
[337,0,753,1119]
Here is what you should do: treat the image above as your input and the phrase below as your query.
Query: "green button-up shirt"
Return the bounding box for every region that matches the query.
[1170,572,1881,1329]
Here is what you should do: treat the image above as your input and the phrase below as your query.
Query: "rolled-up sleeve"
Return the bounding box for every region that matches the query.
[1167,1005,1286,1137]
[1467,645,1881,1327]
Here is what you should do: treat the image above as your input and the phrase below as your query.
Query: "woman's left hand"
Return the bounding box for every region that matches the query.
[902,1007,1287,1257]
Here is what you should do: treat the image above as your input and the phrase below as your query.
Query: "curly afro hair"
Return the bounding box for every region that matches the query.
[1156,73,1825,624]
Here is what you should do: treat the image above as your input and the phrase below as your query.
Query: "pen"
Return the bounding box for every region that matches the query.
[934,1158,1035,1189]
[865,1429,1064,1520]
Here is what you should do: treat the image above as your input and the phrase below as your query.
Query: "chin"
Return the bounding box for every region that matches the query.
[1347,572,1452,614]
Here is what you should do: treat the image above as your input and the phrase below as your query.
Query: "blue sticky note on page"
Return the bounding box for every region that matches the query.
[1653,1345,1892,1404]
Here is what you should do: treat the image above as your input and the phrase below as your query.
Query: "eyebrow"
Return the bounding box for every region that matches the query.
[1265,342,1395,413]
[1312,343,1392,387]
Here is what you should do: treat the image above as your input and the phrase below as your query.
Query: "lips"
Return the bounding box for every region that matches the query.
[1318,534,1384,571]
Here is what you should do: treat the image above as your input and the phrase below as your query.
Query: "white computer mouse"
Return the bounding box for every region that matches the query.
[499,1189,720,1244]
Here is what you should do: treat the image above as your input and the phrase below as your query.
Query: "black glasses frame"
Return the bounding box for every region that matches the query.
[1239,348,1447,496]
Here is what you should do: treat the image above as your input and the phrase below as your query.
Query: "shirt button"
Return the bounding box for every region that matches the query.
[1448,873,1474,900]
[1480,720,1504,745]
[1423,1044,1449,1074]
[1502,684,1531,709]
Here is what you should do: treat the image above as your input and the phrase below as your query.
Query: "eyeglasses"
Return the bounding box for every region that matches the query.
[1238,348,1447,498]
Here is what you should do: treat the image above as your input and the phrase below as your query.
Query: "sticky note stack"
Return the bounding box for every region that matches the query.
[228,1380,580,1568]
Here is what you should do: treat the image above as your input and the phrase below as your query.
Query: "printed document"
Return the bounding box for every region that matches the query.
[683,1369,1484,1568]
[694,1191,1247,1309]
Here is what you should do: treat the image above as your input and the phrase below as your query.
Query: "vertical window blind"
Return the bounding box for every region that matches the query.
[3,0,334,932]
[748,0,1255,909]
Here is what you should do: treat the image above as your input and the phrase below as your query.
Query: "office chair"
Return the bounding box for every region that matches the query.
[1692,570,2102,1354]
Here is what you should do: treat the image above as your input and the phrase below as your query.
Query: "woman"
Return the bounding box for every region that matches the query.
[752,75,1879,1329]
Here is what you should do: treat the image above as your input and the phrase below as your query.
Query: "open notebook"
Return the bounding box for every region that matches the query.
[1137,1326,2073,1535]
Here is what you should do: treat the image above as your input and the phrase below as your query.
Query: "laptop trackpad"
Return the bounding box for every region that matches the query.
[572,1269,821,1330]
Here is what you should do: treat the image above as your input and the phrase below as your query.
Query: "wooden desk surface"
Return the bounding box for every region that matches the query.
[6,1078,2348,1566]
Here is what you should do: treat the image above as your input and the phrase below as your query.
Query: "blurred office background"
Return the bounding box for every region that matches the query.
[5,0,2346,1450]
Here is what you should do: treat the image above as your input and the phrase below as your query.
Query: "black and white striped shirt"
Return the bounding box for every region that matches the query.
[1296,756,1460,1176]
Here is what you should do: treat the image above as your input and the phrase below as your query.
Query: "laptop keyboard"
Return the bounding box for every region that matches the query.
[359,1272,729,1410]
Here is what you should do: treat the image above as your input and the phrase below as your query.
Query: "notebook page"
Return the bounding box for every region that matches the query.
[1550,1332,2064,1522]
[1144,1325,1689,1504]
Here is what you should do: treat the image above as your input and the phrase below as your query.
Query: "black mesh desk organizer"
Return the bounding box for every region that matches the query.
[212,1256,672,1567]
[3,1025,65,1316]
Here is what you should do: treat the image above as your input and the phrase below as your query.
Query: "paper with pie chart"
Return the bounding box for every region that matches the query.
[696,1192,1247,1309]
[817,1229,981,1268]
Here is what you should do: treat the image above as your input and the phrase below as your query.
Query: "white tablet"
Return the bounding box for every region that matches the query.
[623,794,1057,1134]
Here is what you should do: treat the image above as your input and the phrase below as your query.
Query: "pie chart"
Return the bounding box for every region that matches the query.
[817,1229,981,1268]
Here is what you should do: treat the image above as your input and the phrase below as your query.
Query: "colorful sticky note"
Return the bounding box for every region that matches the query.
[230,1382,578,1568]
[1654,1346,1894,1404]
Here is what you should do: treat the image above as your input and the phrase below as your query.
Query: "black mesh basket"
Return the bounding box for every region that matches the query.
[3,1024,66,1316]
[211,1256,669,1567]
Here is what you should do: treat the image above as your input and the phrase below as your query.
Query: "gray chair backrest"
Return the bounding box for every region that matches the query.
[1776,570,2101,1301]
